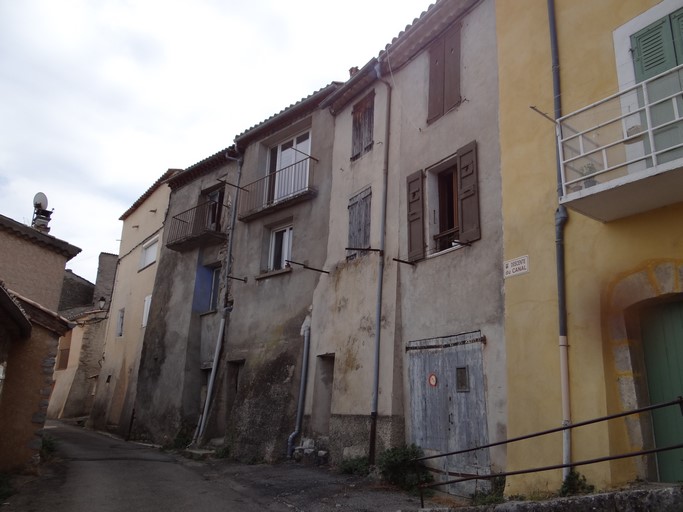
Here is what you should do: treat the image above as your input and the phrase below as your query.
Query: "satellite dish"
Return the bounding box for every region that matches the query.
[33,192,48,210]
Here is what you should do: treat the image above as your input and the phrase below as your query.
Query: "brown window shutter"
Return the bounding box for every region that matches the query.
[427,38,445,123]
[407,170,425,260]
[444,24,462,113]
[457,141,480,243]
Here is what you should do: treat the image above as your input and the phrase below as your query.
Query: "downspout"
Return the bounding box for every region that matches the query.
[193,152,243,445]
[287,308,312,458]
[548,0,571,479]
[368,64,392,464]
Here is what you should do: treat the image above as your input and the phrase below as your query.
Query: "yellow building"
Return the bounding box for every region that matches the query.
[498,0,683,494]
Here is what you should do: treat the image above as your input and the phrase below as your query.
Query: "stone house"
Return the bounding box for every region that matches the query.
[300,0,505,495]
[209,83,339,462]
[132,152,237,446]
[48,253,116,421]
[89,170,175,437]
[0,212,80,471]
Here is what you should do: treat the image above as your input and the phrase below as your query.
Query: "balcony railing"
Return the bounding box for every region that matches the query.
[166,201,228,251]
[238,157,316,220]
[558,63,683,221]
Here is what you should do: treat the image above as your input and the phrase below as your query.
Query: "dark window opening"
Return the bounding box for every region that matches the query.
[352,92,375,160]
[456,366,469,392]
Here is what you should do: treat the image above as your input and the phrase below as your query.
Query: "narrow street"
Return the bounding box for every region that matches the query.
[3,421,435,512]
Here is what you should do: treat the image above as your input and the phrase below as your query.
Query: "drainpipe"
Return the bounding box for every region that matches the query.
[287,308,312,458]
[368,64,392,464]
[548,0,571,479]
[193,152,243,446]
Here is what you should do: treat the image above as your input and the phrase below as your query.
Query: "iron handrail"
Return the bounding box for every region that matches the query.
[238,157,314,217]
[413,396,683,506]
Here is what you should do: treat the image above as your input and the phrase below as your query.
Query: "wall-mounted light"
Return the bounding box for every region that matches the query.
[98,297,106,310]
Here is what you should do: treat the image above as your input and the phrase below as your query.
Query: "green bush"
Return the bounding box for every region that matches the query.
[0,473,14,501]
[377,444,433,492]
[560,469,595,496]
[339,456,370,476]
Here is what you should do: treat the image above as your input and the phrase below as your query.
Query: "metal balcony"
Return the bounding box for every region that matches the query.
[166,201,228,251]
[558,64,683,222]
[238,157,316,221]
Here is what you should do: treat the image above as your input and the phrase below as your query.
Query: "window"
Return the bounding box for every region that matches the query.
[428,23,461,123]
[631,7,683,82]
[116,308,125,337]
[209,267,221,311]
[142,294,152,327]
[456,366,469,392]
[347,188,371,259]
[56,332,72,370]
[406,141,480,260]
[140,237,158,269]
[203,187,225,231]
[268,132,311,202]
[269,225,293,271]
[352,92,374,159]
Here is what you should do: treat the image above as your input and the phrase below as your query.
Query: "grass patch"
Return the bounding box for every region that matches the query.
[40,434,58,462]
[0,473,14,501]
[560,469,595,496]
[470,475,506,506]
[339,456,371,476]
[214,445,230,459]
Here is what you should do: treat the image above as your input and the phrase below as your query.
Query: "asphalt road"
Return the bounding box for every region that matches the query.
[3,421,440,512]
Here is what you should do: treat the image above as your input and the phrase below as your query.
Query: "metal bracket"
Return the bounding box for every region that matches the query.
[285,260,329,274]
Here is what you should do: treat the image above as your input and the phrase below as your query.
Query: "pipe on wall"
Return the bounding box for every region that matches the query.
[287,309,312,458]
[548,0,572,479]
[368,65,392,464]
[193,152,243,446]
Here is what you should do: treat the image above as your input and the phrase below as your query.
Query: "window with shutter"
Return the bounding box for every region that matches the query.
[347,188,372,259]
[427,23,462,123]
[351,92,375,160]
[417,140,480,257]
[631,7,683,82]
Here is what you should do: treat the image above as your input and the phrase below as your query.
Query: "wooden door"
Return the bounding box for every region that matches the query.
[641,300,683,482]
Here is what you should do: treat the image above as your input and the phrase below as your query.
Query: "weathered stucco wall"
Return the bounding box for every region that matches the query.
[304,81,405,461]
[89,182,170,436]
[221,106,335,462]
[497,0,681,494]
[392,0,506,474]
[133,163,233,445]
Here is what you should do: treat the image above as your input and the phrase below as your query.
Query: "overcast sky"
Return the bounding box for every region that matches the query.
[0,0,433,283]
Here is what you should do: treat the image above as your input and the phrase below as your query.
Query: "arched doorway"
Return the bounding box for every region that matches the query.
[605,260,683,482]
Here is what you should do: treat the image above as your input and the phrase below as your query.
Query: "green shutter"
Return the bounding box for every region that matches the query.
[631,17,676,82]
[671,8,683,66]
